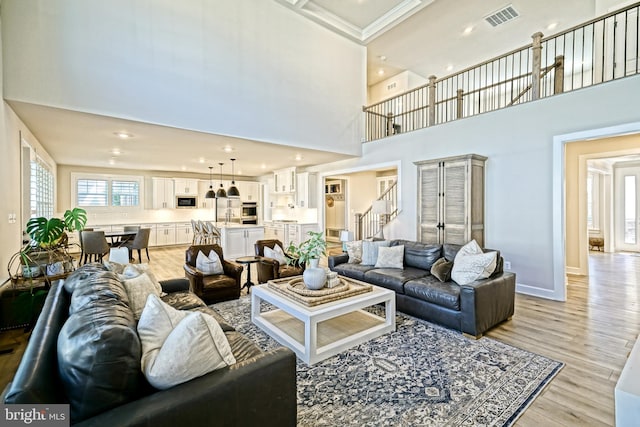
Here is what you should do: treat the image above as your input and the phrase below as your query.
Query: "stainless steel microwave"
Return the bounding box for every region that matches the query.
[176,196,198,208]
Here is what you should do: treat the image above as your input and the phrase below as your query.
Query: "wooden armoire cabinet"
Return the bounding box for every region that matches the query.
[414,154,486,246]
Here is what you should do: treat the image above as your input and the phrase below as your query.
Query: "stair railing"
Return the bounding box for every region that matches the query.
[363,1,640,142]
[355,180,398,240]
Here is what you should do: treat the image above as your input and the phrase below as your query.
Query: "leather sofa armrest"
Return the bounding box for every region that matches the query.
[75,347,297,427]
[328,254,349,270]
[223,260,243,279]
[183,264,203,277]
[159,278,190,293]
[459,272,516,337]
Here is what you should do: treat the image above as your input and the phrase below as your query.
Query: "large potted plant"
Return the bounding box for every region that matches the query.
[287,231,327,290]
[3,208,87,330]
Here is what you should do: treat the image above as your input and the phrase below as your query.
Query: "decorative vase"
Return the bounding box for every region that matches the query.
[303,259,326,290]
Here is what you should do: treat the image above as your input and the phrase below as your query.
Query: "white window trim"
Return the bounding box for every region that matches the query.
[71,172,144,212]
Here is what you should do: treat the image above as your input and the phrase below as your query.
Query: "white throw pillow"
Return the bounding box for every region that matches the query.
[123,272,161,320]
[361,240,391,265]
[195,250,224,275]
[121,263,163,295]
[345,240,363,264]
[264,245,287,264]
[451,240,497,285]
[375,245,404,269]
[137,294,236,390]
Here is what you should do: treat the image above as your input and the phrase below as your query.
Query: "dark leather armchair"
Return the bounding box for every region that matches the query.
[254,239,305,284]
[184,244,243,304]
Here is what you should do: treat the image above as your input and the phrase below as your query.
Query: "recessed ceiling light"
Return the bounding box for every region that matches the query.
[463,26,473,35]
[111,148,121,156]
[261,164,266,169]
[199,157,205,163]
[378,55,387,62]
[109,157,116,165]
[446,64,454,72]
[114,131,133,139]
[223,146,234,153]
[547,22,558,30]
[181,166,187,171]
[378,69,385,76]
[237,169,243,175]
[295,154,303,161]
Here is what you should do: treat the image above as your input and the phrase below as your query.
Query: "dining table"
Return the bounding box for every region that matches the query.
[104,230,137,246]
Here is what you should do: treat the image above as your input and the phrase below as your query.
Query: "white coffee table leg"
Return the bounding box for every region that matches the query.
[251,290,261,323]
[305,316,318,365]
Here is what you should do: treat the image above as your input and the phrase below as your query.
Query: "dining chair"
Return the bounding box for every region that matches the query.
[115,225,140,246]
[123,228,151,263]
[81,230,110,264]
[78,227,94,263]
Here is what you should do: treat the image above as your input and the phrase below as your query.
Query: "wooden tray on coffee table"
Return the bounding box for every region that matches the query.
[267,276,372,307]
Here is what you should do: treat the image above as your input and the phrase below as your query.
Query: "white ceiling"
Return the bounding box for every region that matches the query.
[10,0,612,175]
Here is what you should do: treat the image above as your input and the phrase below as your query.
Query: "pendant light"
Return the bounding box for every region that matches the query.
[227,158,240,198]
[216,162,227,198]
[205,166,216,199]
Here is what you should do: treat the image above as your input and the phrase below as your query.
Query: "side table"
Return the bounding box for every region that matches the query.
[235,256,262,292]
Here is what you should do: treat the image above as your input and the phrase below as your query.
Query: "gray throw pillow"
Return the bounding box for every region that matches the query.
[361,240,391,265]
[431,257,453,282]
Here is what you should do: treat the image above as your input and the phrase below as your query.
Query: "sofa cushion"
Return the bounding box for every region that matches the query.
[62,262,108,294]
[332,263,377,281]
[431,257,453,282]
[58,270,144,423]
[361,240,391,265]
[123,272,161,320]
[375,245,404,269]
[264,245,287,264]
[451,240,497,285]
[137,294,236,390]
[443,244,462,262]
[391,240,441,270]
[196,250,224,275]
[345,240,363,264]
[364,267,429,294]
[225,330,263,362]
[404,276,461,311]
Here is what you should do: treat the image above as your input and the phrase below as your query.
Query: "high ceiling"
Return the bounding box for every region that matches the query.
[11,0,615,175]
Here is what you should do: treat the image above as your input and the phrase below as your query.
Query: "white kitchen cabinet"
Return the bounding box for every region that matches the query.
[175,222,193,245]
[238,181,260,202]
[155,223,176,246]
[296,172,317,208]
[173,178,199,196]
[415,154,486,246]
[220,226,265,259]
[152,178,175,209]
[273,167,296,193]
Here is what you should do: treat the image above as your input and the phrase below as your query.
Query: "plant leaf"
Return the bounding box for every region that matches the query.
[26,217,65,248]
[63,208,88,232]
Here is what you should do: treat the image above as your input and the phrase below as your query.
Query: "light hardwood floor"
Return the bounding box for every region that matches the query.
[0,247,637,426]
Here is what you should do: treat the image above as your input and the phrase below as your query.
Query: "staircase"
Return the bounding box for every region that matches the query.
[355,180,398,239]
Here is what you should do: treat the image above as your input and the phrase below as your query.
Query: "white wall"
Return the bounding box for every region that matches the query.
[0,15,58,283]
[310,75,640,299]
[1,0,366,156]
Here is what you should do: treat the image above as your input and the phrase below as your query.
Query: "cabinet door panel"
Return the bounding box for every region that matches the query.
[419,163,440,243]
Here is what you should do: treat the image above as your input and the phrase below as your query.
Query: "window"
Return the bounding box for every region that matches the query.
[73,173,142,209]
[587,172,600,231]
[112,180,139,206]
[30,157,54,218]
[77,179,108,207]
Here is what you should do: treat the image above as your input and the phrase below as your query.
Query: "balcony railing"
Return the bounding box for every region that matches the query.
[363,2,640,142]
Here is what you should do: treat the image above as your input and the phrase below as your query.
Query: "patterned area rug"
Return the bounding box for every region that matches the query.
[213,297,563,427]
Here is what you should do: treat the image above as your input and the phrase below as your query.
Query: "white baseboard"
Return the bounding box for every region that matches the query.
[516,283,565,301]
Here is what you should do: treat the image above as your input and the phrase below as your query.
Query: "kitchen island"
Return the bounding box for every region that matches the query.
[217,224,265,259]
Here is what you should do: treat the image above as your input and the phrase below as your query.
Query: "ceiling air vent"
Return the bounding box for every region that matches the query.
[484,5,519,27]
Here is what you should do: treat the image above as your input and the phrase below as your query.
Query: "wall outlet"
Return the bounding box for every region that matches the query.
[504,261,512,270]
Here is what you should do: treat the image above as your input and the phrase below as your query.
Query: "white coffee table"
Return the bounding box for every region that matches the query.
[251,278,395,366]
